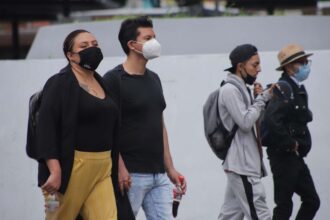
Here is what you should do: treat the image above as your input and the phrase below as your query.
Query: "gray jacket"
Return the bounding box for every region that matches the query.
[218,74,271,177]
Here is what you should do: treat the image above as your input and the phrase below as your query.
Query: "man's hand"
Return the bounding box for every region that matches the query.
[118,154,132,195]
[255,82,278,98]
[167,168,187,194]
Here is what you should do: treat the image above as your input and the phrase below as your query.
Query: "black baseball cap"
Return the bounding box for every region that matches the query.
[224,44,258,73]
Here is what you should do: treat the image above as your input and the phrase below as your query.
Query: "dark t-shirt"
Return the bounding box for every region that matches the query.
[76,87,119,152]
[103,65,166,173]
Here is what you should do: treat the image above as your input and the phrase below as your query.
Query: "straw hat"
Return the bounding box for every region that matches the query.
[276,44,313,71]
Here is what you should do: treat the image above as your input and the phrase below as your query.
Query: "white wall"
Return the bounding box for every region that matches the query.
[0,50,329,219]
[27,16,330,59]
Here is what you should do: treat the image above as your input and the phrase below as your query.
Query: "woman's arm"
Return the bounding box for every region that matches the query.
[41,159,61,194]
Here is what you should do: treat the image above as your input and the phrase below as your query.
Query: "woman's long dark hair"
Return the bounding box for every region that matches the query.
[63,29,90,61]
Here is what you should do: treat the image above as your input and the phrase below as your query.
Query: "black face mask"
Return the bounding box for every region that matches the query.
[243,74,257,85]
[77,47,103,71]
[241,67,256,85]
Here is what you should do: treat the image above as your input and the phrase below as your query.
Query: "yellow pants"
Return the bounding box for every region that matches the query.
[43,150,117,220]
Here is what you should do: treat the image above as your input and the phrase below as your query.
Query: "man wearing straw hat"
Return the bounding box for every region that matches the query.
[264,44,320,220]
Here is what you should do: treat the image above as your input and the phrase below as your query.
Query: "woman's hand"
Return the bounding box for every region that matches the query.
[41,159,61,194]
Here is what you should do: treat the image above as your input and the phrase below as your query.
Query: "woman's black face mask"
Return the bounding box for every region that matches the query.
[77,47,103,71]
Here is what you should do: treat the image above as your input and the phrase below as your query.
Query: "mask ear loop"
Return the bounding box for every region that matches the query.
[241,63,254,78]
[67,51,80,64]
[129,40,144,55]
[238,63,247,78]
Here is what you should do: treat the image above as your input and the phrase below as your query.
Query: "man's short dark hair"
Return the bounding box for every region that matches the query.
[118,16,153,55]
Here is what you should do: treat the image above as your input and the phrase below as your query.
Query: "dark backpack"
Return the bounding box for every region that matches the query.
[260,80,293,146]
[203,80,248,160]
[26,90,43,159]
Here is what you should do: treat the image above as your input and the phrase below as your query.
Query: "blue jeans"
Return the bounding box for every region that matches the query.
[127,173,173,220]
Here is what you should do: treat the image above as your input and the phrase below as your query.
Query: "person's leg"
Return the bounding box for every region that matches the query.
[242,176,271,220]
[80,154,117,220]
[295,160,320,220]
[127,173,154,216]
[270,155,299,220]
[142,173,173,220]
[43,151,99,220]
[81,177,117,220]
[218,174,244,220]
[220,173,271,220]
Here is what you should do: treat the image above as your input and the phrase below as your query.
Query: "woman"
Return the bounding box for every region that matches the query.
[27,29,119,220]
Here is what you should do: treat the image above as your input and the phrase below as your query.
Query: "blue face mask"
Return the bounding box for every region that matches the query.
[294,63,311,82]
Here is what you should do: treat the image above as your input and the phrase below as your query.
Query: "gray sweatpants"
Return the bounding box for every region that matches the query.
[218,172,271,220]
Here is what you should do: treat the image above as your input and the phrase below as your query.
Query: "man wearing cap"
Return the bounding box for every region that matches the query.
[264,44,320,220]
[218,44,272,220]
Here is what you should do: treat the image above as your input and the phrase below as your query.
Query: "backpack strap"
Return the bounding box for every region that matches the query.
[278,79,292,89]
[225,79,250,107]
[216,83,239,135]
[217,79,249,131]
[276,80,294,101]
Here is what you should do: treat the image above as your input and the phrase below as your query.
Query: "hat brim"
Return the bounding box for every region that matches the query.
[276,53,313,71]
[224,66,235,73]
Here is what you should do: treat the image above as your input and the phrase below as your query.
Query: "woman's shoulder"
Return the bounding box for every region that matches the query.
[43,66,74,90]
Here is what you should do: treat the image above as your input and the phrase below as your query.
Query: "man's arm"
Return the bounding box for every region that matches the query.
[103,70,131,194]
[118,154,132,195]
[220,84,270,132]
[163,116,187,193]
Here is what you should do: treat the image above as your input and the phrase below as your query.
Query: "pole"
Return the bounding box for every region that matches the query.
[215,0,220,14]
[12,19,20,59]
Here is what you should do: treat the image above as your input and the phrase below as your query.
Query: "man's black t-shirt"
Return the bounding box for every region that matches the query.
[103,65,166,173]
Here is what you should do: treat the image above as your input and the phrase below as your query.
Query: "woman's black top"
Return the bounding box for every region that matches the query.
[75,88,119,152]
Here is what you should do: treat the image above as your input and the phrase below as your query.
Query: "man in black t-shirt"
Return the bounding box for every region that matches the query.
[103,16,187,220]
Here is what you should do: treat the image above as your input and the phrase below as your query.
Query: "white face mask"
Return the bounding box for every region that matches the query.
[135,38,161,60]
